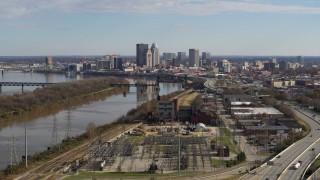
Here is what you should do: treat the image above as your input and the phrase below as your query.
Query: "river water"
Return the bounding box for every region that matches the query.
[0,71,182,169]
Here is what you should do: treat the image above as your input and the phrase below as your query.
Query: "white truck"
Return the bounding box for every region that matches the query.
[294,162,301,169]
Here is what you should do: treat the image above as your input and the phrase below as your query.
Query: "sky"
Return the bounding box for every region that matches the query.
[0,0,320,56]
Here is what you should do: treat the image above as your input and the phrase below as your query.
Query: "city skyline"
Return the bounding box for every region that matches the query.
[1,0,320,56]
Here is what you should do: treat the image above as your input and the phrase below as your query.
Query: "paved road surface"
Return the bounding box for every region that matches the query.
[240,107,320,180]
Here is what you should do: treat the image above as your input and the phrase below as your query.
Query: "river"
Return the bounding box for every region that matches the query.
[0,71,182,169]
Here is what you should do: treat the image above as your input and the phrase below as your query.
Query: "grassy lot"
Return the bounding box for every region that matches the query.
[217,128,240,154]
[65,171,201,180]
[212,159,227,168]
[305,157,320,178]
[294,115,311,137]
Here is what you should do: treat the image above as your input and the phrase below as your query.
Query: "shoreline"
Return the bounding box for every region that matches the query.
[1,90,186,179]
[0,79,128,129]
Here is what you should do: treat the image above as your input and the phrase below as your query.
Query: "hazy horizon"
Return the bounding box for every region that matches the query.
[1,0,320,56]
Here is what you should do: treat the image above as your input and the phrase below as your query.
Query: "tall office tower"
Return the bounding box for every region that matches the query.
[163,53,176,61]
[297,56,304,65]
[271,58,277,64]
[115,57,123,70]
[189,49,200,67]
[46,56,53,68]
[177,52,187,65]
[217,59,231,73]
[279,61,289,71]
[264,62,276,72]
[136,43,149,67]
[151,42,160,67]
[109,55,118,69]
[202,52,211,60]
[146,49,153,67]
[202,52,211,66]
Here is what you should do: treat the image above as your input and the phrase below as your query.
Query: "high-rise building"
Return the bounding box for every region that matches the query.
[189,49,200,67]
[297,56,304,65]
[279,61,289,71]
[136,43,149,67]
[146,49,153,67]
[109,55,118,69]
[115,57,123,70]
[201,52,211,66]
[202,52,211,60]
[163,53,176,61]
[177,52,187,65]
[217,59,231,73]
[151,42,160,67]
[264,62,276,72]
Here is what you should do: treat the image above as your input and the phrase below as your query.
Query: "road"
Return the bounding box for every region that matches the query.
[279,107,320,180]
[205,79,265,162]
[239,107,320,180]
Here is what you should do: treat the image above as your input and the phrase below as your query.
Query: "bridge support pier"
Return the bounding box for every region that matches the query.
[22,84,24,91]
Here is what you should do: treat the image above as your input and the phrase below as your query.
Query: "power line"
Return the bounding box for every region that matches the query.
[51,115,58,147]
[8,135,19,166]
[65,110,73,139]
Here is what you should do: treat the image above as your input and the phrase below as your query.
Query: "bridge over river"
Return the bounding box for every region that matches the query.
[0,82,56,90]
[0,81,158,91]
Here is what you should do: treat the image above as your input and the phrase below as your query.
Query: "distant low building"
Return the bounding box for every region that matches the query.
[231,107,284,120]
[157,101,175,121]
[46,56,53,68]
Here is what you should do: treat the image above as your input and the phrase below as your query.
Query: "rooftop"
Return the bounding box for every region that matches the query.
[231,107,283,115]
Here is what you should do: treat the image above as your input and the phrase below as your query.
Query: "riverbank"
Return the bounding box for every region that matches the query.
[0,77,128,128]
[1,89,186,179]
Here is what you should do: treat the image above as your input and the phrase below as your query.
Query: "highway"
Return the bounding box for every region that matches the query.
[205,79,320,180]
[240,107,320,180]
[278,108,320,180]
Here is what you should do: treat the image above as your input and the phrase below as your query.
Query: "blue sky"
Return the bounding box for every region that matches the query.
[0,0,320,56]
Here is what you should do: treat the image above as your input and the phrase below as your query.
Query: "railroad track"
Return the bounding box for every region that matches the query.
[16,123,140,180]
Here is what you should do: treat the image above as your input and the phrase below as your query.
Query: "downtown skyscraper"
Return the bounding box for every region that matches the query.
[136,43,148,67]
[189,49,199,67]
[151,42,160,67]
[136,43,159,67]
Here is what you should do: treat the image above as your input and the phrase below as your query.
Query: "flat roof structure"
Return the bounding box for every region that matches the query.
[231,107,283,116]
[230,101,251,106]
[244,125,289,131]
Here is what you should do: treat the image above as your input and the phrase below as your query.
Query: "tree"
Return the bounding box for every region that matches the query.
[279,104,294,117]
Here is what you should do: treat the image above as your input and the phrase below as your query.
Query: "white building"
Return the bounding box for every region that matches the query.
[151,42,160,67]
[146,49,153,68]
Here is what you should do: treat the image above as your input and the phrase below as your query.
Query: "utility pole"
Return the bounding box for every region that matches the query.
[65,110,72,139]
[178,133,181,173]
[265,127,268,154]
[9,135,19,166]
[51,115,58,147]
[25,119,28,169]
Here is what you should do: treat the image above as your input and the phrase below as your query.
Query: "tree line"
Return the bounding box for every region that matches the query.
[0,77,127,119]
